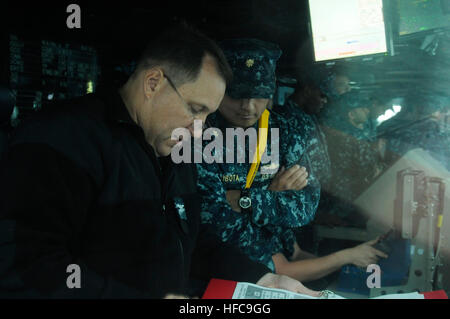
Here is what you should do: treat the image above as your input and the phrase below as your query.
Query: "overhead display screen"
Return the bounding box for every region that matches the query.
[309,0,388,62]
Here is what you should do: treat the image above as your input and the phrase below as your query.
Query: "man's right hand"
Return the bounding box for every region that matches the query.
[342,238,388,268]
[268,165,308,192]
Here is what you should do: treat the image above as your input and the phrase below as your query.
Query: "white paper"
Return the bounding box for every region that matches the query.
[230,282,426,299]
[372,292,424,299]
[231,282,345,299]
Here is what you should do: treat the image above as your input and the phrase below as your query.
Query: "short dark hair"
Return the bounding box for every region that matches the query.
[135,23,232,87]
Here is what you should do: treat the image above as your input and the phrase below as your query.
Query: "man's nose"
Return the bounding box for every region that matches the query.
[241,99,253,112]
[188,118,205,139]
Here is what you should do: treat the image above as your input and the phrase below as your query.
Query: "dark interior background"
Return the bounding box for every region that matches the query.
[1,0,450,117]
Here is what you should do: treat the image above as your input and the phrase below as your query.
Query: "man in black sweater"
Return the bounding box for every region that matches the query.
[0,25,318,298]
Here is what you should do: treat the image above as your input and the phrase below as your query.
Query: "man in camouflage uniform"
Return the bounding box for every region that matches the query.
[317,71,352,124]
[273,82,331,250]
[196,39,385,282]
[274,82,331,187]
[384,95,450,171]
[320,72,352,102]
[197,38,319,272]
[321,91,382,223]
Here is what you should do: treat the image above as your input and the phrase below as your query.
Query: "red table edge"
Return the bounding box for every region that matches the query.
[202,279,237,299]
[202,279,448,299]
[421,290,448,299]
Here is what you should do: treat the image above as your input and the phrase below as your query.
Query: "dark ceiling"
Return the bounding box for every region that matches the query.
[2,0,311,69]
[2,0,450,100]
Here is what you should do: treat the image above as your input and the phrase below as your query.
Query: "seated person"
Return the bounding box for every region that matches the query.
[383,94,450,170]
[273,80,332,248]
[274,79,331,186]
[316,69,352,124]
[196,39,387,283]
[319,70,352,103]
[320,92,384,225]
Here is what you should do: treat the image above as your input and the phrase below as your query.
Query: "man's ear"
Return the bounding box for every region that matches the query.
[143,68,164,99]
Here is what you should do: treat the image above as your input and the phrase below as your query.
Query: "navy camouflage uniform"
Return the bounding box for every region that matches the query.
[197,111,320,272]
[386,120,445,160]
[274,99,331,186]
[196,39,320,271]
[273,98,331,253]
[385,97,450,170]
[322,93,380,218]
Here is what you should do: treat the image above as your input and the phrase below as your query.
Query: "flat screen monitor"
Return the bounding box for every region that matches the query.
[398,0,450,37]
[308,0,389,62]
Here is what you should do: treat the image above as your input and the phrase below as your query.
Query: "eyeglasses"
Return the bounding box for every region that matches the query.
[164,74,207,130]
[164,74,195,118]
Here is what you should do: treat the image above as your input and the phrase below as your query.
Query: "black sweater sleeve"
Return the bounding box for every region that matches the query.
[190,224,271,284]
[0,143,154,298]
[188,165,271,284]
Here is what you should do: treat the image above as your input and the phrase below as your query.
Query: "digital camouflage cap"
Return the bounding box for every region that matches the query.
[220,38,282,99]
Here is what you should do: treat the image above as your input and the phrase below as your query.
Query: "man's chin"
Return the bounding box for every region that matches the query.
[242,120,258,128]
[154,146,172,158]
[231,118,258,128]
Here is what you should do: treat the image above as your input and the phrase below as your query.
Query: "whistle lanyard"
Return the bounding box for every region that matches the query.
[245,109,270,189]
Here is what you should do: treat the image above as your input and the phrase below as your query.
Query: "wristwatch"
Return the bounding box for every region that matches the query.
[238,189,252,212]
